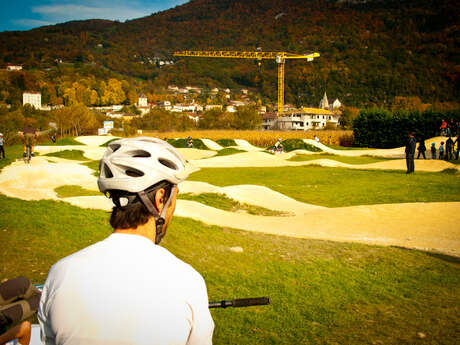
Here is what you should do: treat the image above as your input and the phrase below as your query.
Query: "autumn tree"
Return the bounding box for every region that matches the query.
[232,105,261,129]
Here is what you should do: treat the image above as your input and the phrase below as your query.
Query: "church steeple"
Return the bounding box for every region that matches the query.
[319,91,329,109]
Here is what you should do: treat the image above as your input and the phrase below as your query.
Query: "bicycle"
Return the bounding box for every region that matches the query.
[23,144,32,164]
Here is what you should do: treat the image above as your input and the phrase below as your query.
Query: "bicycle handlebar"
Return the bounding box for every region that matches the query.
[209,297,270,309]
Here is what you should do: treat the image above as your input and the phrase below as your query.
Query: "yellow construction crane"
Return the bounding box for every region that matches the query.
[173,50,320,116]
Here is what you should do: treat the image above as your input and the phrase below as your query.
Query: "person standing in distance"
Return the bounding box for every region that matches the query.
[38,137,214,345]
[0,133,5,159]
[405,132,416,174]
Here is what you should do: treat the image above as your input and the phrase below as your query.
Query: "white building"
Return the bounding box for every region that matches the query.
[226,105,236,113]
[171,103,197,112]
[138,94,148,107]
[230,100,246,107]
[6,64,22,71]
[157,101,172,111]
[262,113,277,130]
[263,108,340,131]
[332,99,342,109]
[22,92,41,109]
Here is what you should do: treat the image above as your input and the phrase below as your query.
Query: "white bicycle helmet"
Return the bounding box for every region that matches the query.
[98,137,195,244]
[98,136,191,194]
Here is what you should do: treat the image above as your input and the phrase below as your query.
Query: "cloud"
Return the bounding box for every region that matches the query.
[13,19,55,27]
[32,4,150,22]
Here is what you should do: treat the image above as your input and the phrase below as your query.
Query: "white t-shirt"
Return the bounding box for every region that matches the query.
[38,233,214,345]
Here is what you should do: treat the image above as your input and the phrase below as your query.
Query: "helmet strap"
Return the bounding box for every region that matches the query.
[137,185,177,245]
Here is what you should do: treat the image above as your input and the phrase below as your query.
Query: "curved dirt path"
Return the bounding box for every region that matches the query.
[303,136,456,158]
[192,150,458,172]
[200,138,224,150]
[175,199,460,257]
[233,139,265,152]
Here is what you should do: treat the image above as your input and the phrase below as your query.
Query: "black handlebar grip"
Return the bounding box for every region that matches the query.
[231,297,270,307]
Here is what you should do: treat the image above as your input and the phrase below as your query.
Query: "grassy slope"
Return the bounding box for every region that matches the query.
[0,144,24,171]
[0,194,458,344]
[39,137,83,146]
[178,193,289,216]
[44,150,89,161]
[188,166,460,207]
[213,147,246,157]
[54,185,101,198]
[288,153,392,165]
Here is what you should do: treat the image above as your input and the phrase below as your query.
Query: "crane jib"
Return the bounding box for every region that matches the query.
[172,50,320,116]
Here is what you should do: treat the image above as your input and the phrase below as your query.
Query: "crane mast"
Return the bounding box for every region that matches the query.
[173,50,320,116]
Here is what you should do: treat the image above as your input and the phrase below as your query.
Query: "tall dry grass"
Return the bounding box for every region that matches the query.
[141,130,354,147]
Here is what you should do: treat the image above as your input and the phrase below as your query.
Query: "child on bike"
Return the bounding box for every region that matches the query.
[20,124,38,158]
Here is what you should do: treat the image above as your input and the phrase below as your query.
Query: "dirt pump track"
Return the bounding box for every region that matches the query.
[0,135,459,257]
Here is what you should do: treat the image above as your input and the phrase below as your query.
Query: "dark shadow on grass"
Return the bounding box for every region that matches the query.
[391,246,460,264]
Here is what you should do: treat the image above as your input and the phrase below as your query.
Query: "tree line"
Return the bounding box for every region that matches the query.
[0,103,263,143]
[353,108,460,148]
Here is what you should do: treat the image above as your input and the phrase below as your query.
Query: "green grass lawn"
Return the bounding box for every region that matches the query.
[288,153,393,165]
[188,166,460,207]
[44,149,90,161]
[216,139,237,147]
[54,185,100,198]
[81,160,100,176]
[178,193,290,216]
[0,194,458,344]
[0,144,24,171]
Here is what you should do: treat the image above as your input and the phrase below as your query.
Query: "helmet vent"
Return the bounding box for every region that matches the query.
[109,143,121,152]
[132,150,151,158]
[125,168,144,177]
[103,164,113,178]
[159,158,178,170]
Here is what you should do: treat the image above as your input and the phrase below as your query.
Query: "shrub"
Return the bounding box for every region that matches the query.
[268,139,322,152]
[169,138,208,150]
[216,139,237,147]
[353,109,460,148]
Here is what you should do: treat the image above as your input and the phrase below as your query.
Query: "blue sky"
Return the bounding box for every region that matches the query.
[0,0,188,32]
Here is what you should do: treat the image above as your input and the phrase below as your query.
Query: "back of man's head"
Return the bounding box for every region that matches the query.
[98,137,192,243]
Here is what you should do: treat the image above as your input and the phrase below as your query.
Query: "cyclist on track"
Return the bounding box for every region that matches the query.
[20,122,38,158]
[38,137,214,345]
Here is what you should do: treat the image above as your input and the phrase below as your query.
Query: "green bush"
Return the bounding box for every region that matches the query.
[214,148,245,156]
[267,139,322,152]
[168,138,207,150]
[216,139,237,147]
[353,109,460,148]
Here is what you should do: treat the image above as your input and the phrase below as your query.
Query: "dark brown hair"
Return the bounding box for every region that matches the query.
[109,181,173,230]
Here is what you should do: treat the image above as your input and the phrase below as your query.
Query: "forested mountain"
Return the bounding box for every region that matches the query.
[0,0,458,108]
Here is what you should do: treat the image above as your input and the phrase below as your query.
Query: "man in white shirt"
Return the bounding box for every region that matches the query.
[38,137,214,345]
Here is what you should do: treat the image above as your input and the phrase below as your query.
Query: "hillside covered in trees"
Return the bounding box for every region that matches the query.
[0,0,458,108]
